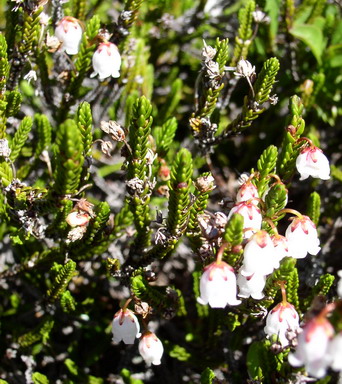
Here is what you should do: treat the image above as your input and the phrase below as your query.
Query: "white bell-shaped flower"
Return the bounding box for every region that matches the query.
[236,181,259,203]
[271,234,289,269]
[228,200,262,239]
[285,215,320,259]
[329,332,342,371]
[288,316,334,378]
[112,308,141,344]
[91,42,121,80]
[337,270,342,298]
[264,301,299,347]
[296,146,330,181]
[198,260,241,308]
[55,16,83,55]
[237,271,266,300]
[240,231,276,277]
[138,332,164,366]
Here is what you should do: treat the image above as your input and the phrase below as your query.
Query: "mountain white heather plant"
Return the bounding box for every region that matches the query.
[237,270,266,300]
[112,308,141,344]
[228,200,262,239]
[264,283,299,347]
[198,260,241,308]
[296,145,330,181]
[288,307,335,378]
[54,16,83,55]
[240,230,276,277]
[285,215,320,259]
[138,332,164,366]
[91,42,122,80]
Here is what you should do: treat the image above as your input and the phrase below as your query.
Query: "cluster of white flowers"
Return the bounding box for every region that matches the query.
[288,307,342,378]
[54,16,122,80]
[112,307,164,366]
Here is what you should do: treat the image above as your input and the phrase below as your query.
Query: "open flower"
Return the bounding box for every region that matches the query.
[271,234,289,269]
[139,332,164,366]
[55,16,83,55]
[198,260,241,308]
[288,314,334,378]
[240,230,276,277]
[91,42,121,80]
[296,146,330,181]
[228,200,262,239]
[285,215,320,259]
[264,300,299,347]
[237,270,266,300]
[112,308,141,344]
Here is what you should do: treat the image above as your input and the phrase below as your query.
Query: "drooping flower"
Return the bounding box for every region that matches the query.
[285,215,320,259]
[237,270,266,300]
[264,292,300,347]
[329,332,342,371]
[138,332,164,366]
[91,42,121,80]
[55,16,83,55]
[112,308,141,344]
[198,260,241,308]
[271,234,289,269]
[296,146,330,181]
[240,230,276,277]
[236,181,259,203]
[288,314,334,378]
[228,200,262,239]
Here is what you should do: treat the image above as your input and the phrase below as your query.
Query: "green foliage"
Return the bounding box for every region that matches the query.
[5,90,22,118]
[60,290,77,313]
[200,368,215,384]
[18,7,42,57]
[231,0,255,66]
[120,369,144,384]
[223,213,244,267]
[53,119,84,195]
[302,273,335,311]
[0,33,10,95]
[256,145,278,197]
[32,372,49,384]
[9,116,32,161]
[76,101,93,157]
[34,114,52,158]
[18,318,55,347]
[265,183,288,220]
[307,191,321,226]
[47,260,77,302]
[154,117,178,158]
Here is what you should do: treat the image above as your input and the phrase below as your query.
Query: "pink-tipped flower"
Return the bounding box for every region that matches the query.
[91,42,121,80]
[112,309,141,344]
[288,315,334,378]
[329,332,342,371]
[228,201,262,239]
[139,332,164,366]
[236,181,259,203]
[264,301,299,347]
[198,261,241,308]
[271,234,289,269]
[55,16,83,55]
[237,271,266,300]
[65,211,90,227]
[285,215,320,259]
[296,146,330,181]
[240,230,276,277]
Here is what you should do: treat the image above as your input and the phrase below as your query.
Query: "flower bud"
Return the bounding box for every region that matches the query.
[198,261,241,308]
[285,215,320,259]
[138,332,164,366]
[296,146,330,181]
[112,309,141,344]
[288,316,334,378]
[55,16,83,55]
[264,301,299,347]
[91,42,121,80]
[66,211,90,227]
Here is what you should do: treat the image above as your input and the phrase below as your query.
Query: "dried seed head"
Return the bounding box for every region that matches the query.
[234,59,256,78]
[195,174,215,192]
[100,120,126,142]
[0,139,11,158]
